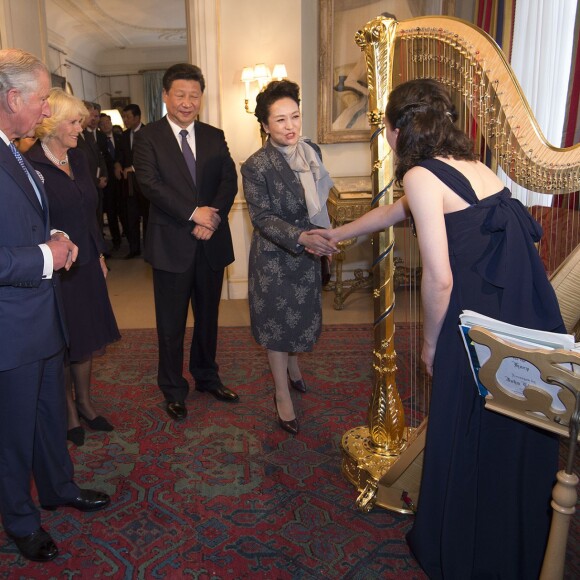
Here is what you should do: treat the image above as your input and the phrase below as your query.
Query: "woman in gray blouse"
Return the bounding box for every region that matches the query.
[241,80,336,435]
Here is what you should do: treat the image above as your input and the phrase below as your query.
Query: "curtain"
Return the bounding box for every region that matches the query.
[563,9,580,149]
[475,0,516,56]
[143,71,165,122]
[493,0,577,207]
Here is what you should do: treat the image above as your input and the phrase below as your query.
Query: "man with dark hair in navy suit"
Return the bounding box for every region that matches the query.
[0,48,110,563]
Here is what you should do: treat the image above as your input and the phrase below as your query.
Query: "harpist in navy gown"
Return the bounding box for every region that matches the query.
[405,159,565,579]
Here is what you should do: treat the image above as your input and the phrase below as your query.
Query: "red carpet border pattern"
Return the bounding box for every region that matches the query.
[0,324,577,579]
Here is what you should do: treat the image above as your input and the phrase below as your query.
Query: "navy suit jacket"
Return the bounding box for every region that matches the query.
[0,141,66,371]
[133,117,237,273]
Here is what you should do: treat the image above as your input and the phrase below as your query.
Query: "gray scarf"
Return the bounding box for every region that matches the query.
[275,138,332,228]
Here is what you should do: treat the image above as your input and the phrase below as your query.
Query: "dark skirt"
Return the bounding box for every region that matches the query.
[59,257,120,362]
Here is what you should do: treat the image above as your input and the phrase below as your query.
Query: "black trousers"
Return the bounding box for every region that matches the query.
[102,180,122,246]
[152,245,225,403]
[124,175,149,254]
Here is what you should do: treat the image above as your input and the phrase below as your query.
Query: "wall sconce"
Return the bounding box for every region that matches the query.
[241,63,287,113]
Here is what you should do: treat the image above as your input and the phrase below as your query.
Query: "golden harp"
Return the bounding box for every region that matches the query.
[340,15,580,514]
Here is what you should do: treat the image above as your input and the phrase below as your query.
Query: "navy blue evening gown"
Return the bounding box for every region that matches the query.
[406,159,564,579]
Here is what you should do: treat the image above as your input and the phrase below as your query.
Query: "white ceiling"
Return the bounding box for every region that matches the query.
[46,0,188,71]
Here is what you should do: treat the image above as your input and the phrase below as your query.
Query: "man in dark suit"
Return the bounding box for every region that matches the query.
[78,101,108,226]
[114,103,149,259]
[133,63,239,421]
[0,49,110,563]
[98,112,124,250]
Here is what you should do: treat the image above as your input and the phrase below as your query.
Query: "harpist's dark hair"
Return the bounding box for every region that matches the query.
[386,79,476,182]
[254,79,300,128]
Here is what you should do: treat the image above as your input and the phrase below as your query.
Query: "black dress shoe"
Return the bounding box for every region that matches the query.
[42,489,110,512]
[287,371,307,393]
[67,426,85,446]
[78,411,114,431]
[197,384,239,402]
[10,527,58,562]
[273,394,299,435]
[166,401,187,421]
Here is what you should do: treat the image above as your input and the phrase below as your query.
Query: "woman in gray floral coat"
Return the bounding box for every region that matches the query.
[241,80,336,435]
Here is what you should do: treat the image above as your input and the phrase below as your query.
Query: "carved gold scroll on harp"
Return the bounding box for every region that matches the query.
[340,16,580,514]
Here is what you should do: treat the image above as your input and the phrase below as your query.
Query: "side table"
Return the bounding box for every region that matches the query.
[326,176,373,309]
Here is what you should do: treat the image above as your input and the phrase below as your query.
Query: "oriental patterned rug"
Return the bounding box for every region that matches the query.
[0,325,577,580]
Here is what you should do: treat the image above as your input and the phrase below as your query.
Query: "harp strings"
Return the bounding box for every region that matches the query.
[392,23,580,427]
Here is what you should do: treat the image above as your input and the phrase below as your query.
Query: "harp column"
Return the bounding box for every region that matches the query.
[341,18,411,512]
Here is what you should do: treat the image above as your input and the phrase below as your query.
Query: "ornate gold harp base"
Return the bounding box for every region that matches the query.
[341,422,426,514]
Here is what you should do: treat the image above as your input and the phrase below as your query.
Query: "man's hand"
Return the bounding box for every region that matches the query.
[192,206,221,231]
[122,167,134,179]
[47,235,78,271]
[191,224,214,241]
[98,176,108,189]
[114,162,123,180]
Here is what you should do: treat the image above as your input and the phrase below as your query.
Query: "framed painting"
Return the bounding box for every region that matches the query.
[111,96,131,109]
[318,0,455,143]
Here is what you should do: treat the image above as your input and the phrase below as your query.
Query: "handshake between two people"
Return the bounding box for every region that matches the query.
[305,198,411,257]
[299,229,341,257]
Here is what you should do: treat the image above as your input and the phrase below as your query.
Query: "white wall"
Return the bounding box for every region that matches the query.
[0,0,47,60]
[219,0,375,299]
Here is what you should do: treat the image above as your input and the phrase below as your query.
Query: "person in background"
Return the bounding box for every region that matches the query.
[314,78,564,578]
[78,100,107,226]
[98,112,124,251]
[27,88,120,447]
[0,48,110,563]
[133,63,239,422]
[115,103,148,259]
[241,80,335,435]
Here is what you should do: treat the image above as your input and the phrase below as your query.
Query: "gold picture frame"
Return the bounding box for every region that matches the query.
[111,96,131,109]
[318,0,455,144]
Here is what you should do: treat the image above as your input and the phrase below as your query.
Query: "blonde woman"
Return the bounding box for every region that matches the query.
[27,89,120,446]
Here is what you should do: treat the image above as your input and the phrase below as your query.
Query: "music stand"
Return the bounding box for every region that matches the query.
[469,326,579,580]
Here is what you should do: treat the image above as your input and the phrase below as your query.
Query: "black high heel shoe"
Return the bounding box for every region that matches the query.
[273,394,299,435]
[67,426,85,446]
[287,371,307,393]
[77,410,114,432]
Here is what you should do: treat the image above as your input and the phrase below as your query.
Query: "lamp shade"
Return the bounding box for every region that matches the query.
[253,63,271,87]
[272,64,287,80]
[101,109,125,129]
[241,67,254,83]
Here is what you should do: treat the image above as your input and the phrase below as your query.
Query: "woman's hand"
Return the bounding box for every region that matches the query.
[421,342,436,377]
[309,228,340,246]
[298,231,338,256]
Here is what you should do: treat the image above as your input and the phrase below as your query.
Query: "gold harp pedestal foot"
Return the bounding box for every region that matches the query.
[341,425,422,515]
